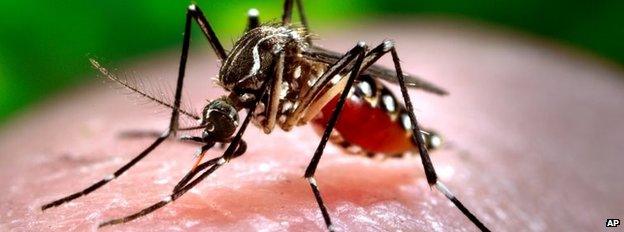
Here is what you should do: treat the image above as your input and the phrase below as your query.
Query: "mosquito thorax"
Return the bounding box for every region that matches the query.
[201,98,239,141]
[218,25,306,103]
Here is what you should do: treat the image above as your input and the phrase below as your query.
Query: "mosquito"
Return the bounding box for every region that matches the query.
[41,1,490,231]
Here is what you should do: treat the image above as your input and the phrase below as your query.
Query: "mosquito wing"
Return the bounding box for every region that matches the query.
[303,46,448,95]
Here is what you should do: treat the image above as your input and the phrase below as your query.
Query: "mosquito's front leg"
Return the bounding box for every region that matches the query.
[40,3,228,212]
[99,78,270,228]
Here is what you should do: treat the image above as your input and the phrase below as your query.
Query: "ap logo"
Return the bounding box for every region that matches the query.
[606,219,620,227]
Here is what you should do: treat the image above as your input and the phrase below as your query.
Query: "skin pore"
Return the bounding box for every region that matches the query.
[1,20,623,231]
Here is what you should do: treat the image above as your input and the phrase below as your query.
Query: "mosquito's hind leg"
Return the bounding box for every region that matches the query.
[361,40,490,231]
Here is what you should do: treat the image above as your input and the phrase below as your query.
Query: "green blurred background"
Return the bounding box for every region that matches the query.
[1,0,622,124]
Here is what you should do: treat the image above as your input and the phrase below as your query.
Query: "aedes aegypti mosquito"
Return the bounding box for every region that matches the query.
[41,1,490,231]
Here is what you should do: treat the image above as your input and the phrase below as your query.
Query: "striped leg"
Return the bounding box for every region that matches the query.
[364,40,490,231]
[282,0,312,44]
[303,42,368,231]
[41,4,227,211]
[98,82,266,228]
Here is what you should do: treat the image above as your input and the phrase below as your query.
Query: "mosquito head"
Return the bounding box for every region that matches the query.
[201,98,239,142]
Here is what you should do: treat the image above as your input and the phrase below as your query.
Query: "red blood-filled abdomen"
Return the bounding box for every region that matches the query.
[311,95,416,155]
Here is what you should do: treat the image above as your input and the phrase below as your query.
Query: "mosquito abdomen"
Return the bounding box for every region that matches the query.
[311,75,420,156]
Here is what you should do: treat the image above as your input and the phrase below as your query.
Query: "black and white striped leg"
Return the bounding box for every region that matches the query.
[98,155,223,228]
[172,139,245,192]
[98,71,271,228]
[281,0,312,44]
[303,42,367,231]
[98,151,229,228]
[367,41,490,231]
[99,108,256,228]
[99,107,258,228]
[40,135,169,211]
[187,4,227,61]
[40,4,217,211]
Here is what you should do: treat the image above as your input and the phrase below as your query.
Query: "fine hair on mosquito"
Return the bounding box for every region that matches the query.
[40,1,490,231]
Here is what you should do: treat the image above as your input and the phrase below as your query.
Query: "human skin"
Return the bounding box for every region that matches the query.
[1,20,623,231]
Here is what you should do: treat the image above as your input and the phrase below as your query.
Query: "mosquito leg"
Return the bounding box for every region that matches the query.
[281,0,310,29]
[281,0,312,44]
[284,43,368,130]
[294,0,312,44]
[99,84,266,228]
[245,8,260,32]
[358,40,490,231]
[98,156,223,228]
[393,49,489,231]
[282,0,294,25]
[101,140,248,228]
[40,135,169,211]
[188,4,228,61]
[100,135,245,228]
[173,140,246,192]
[262,52,285,133]
[174,144,218,192]
[302,42,367,231]
[41,5,207,211]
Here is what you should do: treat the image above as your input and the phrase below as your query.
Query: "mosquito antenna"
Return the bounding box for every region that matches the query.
[89,58,200,120]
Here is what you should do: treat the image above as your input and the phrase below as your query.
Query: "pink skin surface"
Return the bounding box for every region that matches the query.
[1,20,623,231]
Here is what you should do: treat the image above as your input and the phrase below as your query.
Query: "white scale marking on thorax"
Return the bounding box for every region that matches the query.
[280,81,290,98]
[234,29,297,85]
[293,65,302,79]
[247,31,293,78]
